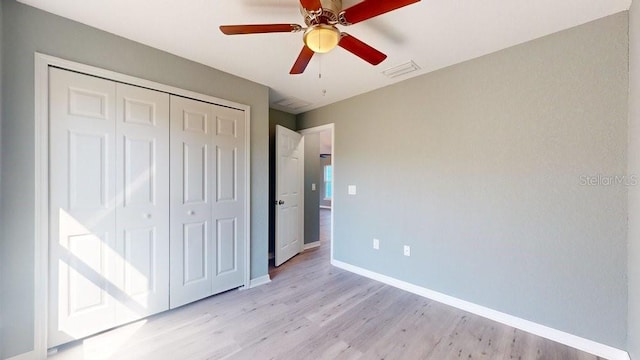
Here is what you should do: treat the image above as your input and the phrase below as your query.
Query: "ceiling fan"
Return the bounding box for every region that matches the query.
[220,0,421,74]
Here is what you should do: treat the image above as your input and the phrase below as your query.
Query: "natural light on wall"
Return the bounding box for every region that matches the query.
[54,168,156,341]
[324,165,333,199]
[58,209,151,316]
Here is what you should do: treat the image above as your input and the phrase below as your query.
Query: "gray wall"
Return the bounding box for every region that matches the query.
[0,1,4,359]
[629,1,640,358]
[304,133,321,244]
[299,13,629,348]
[0,1,269,357]
[269,109,297,254]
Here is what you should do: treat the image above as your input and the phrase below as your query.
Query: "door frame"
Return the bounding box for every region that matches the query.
[298,124,335,262]
[33,52,252,356]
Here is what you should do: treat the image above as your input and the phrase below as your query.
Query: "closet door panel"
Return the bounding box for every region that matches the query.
[49,68,118,347]
[115,83,170,322]
[48,65,248,348]
[170,95,215,309]
[211,105,246,294]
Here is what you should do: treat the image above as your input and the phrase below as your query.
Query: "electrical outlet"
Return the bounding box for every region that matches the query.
[373,238,380,250]
[348,185,357,195]
[403,245,411,257]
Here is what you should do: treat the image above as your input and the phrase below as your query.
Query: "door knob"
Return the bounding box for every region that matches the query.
[188,210,195,215]
[143,213,152,219]
[278,200,284,205]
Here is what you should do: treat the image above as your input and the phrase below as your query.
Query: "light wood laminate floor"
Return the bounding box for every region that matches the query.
[51,209,601,359]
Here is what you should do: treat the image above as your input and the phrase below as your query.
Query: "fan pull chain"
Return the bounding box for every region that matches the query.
[318,56,327,96]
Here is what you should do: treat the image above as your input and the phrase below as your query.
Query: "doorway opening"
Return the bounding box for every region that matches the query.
[298,124,334,261]
[270,123,334,274]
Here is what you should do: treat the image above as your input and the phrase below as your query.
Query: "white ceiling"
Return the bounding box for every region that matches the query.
[19,0,631,114]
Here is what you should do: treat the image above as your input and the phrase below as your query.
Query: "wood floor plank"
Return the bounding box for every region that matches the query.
[50,209,602,360]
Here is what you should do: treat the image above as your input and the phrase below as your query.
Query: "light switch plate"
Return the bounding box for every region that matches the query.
[403,245,411,257]
[348,185,357,195]
[311,183,316,191]
[373,238,380,250]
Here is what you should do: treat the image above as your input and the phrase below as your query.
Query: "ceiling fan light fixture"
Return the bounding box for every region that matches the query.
[303,25,340,53]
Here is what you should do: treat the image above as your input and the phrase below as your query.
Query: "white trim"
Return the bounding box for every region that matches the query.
[319,205,332,210]
[37,54,247,111]
[303,241,321,251]
[244,107,252,290]
[331,260,630,360]
[297,124,335,263]
[34,52,252,356]
[249,275,271,288]
[33,53,50,360]
[300,136,305,256]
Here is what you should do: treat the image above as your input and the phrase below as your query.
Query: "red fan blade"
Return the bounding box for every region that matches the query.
[339,33,387,65]
[220,24,301,35]
[300,0,322,12]
[341,0,420,25]
[290,46,315,74]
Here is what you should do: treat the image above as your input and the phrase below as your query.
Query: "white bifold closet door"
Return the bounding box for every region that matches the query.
[169,96,246,309]
[48,68,170,347]
[115,82,170,322]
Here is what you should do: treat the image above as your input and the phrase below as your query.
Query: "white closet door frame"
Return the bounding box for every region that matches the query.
[34,53,252,358]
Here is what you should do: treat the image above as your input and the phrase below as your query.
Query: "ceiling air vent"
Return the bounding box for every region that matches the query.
[274,97,311,111]
[382,60,421,79]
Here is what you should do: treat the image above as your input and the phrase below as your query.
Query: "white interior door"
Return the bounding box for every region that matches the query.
[169,96,247,308]
[47,65,248,348]
[210,104,246,294]
[49,68,118,347]
[169,96,215,308]
[275,125,304,266]
[49,69,172,348]
[115,83,170,322]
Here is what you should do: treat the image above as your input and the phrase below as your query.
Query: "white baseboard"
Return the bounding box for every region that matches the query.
[249,275,271,288]
[319,205,332,209]
[331,259,630,360]
[303,242,321,251]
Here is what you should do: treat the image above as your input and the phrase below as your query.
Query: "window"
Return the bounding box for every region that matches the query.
[323,165,333,200]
